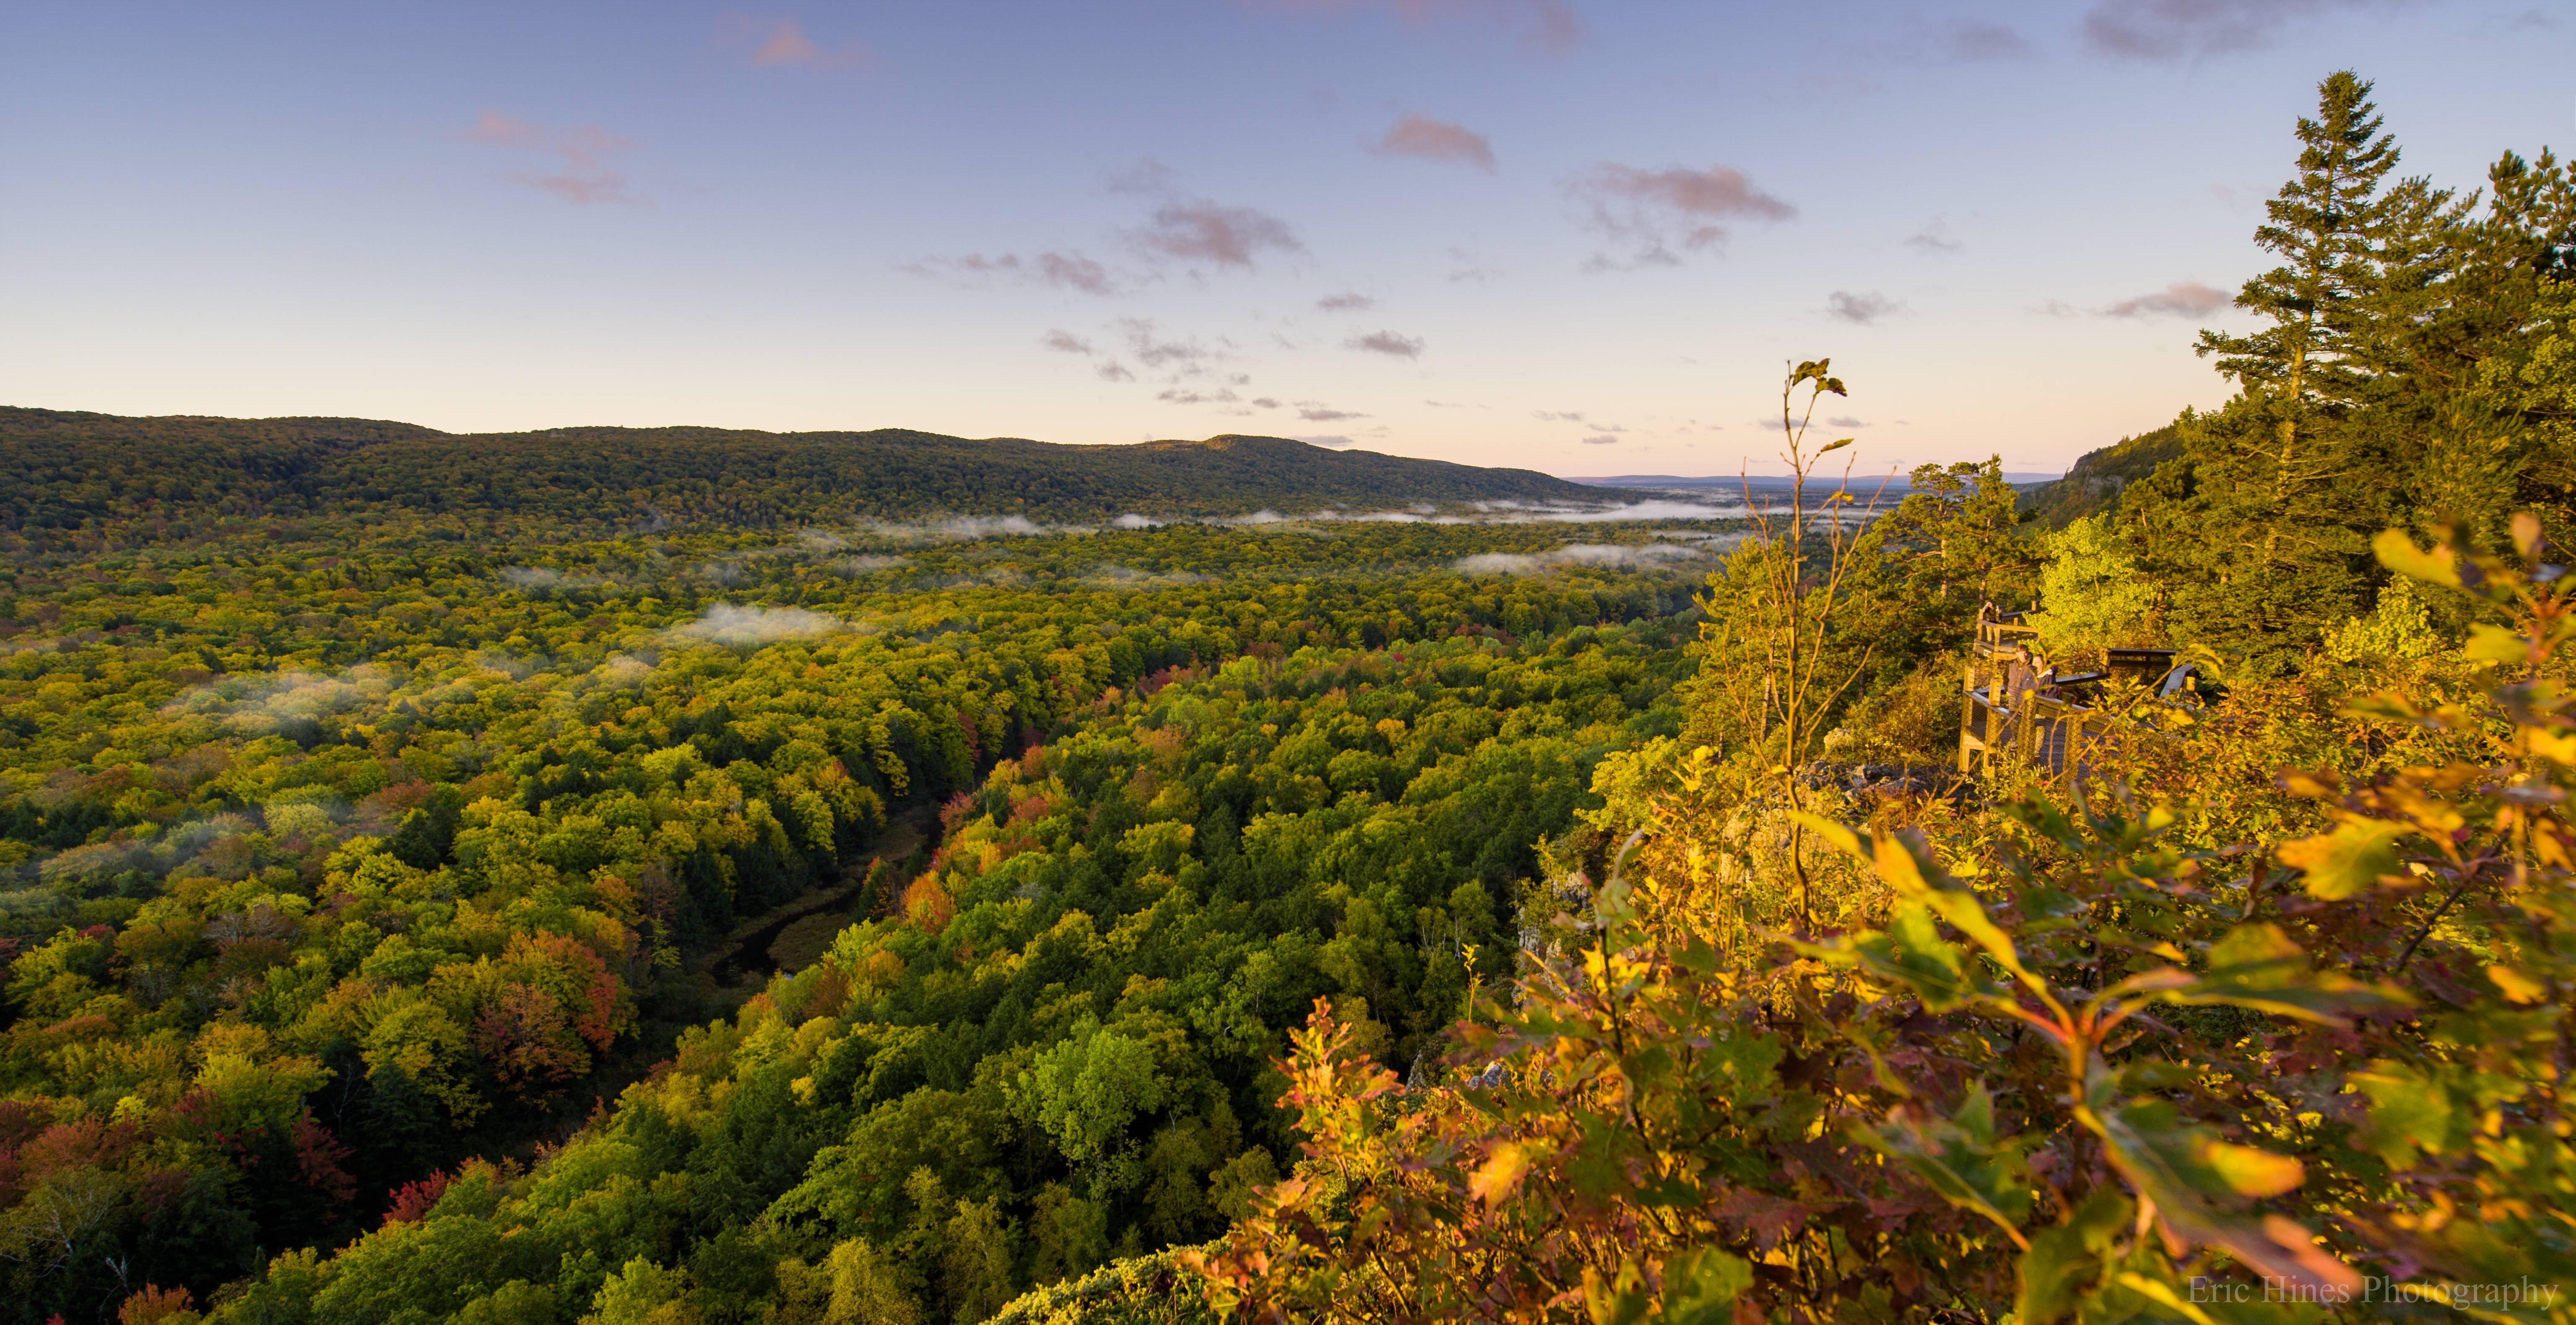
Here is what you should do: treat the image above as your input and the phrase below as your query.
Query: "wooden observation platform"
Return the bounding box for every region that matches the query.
[1959,613,2182,785]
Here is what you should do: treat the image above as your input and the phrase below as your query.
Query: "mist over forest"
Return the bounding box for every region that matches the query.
[4,65,2575,1325]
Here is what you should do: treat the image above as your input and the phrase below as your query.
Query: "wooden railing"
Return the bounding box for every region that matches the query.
[1959,613,2178,787]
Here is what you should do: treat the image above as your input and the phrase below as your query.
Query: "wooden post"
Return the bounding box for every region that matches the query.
[1959,657,1980,774]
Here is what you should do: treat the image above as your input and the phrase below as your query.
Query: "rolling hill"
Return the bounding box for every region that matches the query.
[0,408,1660,535]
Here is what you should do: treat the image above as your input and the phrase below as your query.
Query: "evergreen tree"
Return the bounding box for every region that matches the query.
[2132,72,2421,672]
[2434,148,2576,547]
[2197,70,2402,415]
[1883,458,2031,605]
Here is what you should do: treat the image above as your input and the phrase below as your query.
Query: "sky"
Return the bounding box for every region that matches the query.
[2,1,2566,479]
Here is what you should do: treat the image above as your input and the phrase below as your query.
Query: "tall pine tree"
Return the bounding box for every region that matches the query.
[2129,72,2422,673]
[2197,70,2402,416]
[2127,73,2572,669]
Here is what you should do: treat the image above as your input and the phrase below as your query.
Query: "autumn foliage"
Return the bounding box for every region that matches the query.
[1193,522,2576,1322]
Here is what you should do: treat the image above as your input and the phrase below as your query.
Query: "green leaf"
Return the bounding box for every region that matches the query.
[1876,832,2052,1000]
[1856,1084,2033,1246]
[2275,821,2407,900]
[2153,924,2413,1027]
[2080,1080,2360,1298]
[1805,900,2005,1011]
[2015,1188,2131,1325]
[1696,1027,1785,1107]
[1658,1246,1753,1324]
[2002,796,2086,852]
[2350,1060,2454,1170]
[2374,528,2461,587]
[1819,437,1854,454]
[1801,824,2055,1012]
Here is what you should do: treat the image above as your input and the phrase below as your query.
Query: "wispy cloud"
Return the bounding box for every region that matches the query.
[1121,317,1229,374]
[903,250,1123,295]
[1298,404,1368,421]
[1133,200,1304,268]
[1347,330,1426,358]
[1537,409,1628,436]
[1568,162,1793,268]
[463,110,641,206]
[1252,0,1584,55]
[2080,0,2374,60]
[1446,247,1498,283]
[1926,18,2034,60]
[1036,320,1228,386]
[1108,158,1179,195]
[1905,217,1962,253]
[1317,291,1377,312]
[1825,290,1903,325]
[1034,251,1119,294]
[728,16,873,69]
[1374,112,1496,170]
[2101,280,2231,317]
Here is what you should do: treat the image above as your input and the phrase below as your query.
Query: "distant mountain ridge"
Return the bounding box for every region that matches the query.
[0,407,1663,533]
[1568,471,2062,492]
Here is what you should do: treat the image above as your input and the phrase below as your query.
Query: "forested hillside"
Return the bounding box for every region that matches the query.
[0,410,1650,538]
[0,439,1716,1323]
[5,66,2576,1325]
[2015,421,2184,527]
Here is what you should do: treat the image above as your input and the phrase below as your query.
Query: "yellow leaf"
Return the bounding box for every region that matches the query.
[2276,821,2405,899]
[2114,1274,2226,1325]
[2465,624,2528,667]
[2373,529,2460,588]
[2278,772,2338,799]
[1470,1143,1531,1206]
[1872,833,1930,896]
[2198,1141,2303,1197]
[2488,966,2547,1005]
[2527,728,2576,766]
[1789,812,1863,862]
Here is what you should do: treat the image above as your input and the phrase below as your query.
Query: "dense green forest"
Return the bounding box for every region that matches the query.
[0,411,1657,538]
[0,456,1714,1324]
[5,68,2576,1325]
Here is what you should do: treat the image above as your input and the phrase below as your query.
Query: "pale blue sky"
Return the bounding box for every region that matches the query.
[2,1,2564,476]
